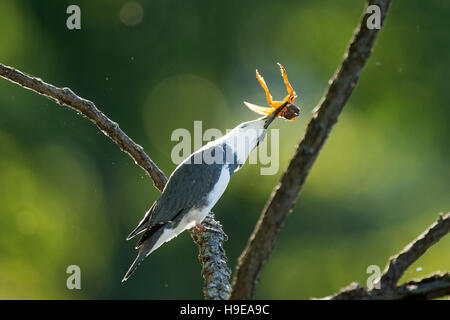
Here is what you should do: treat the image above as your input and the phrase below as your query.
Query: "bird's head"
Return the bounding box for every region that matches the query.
[226,102,290,161]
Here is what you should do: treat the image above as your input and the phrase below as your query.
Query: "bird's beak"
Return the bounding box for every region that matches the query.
[263,102,288,129]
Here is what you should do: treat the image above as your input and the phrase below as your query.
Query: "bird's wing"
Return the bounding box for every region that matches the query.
[149,148,225,226]
[123,143,235,281]
[129,144,229,240]
[126,159,206,240]
[123,208,186,281]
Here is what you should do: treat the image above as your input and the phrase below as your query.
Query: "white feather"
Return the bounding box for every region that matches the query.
[147,165,231,256]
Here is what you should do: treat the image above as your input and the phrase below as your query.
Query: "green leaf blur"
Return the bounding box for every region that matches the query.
[0,0,448,299]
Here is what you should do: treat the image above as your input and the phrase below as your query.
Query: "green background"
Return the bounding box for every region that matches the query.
[0,0,449,299]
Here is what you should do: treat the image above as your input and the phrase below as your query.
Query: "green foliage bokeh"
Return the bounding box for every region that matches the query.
[0,0,449,299]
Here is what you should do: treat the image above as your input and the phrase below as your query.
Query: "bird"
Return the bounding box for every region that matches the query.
[122,63,300,282]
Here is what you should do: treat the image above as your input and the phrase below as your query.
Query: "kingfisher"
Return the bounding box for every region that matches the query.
[122,63,300,281]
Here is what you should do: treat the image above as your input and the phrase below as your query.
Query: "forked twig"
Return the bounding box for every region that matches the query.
[323,213,450,300]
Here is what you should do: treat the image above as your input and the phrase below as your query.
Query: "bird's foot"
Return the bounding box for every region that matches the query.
[195,222,221,234]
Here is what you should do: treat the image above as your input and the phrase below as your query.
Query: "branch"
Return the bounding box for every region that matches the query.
[230,0,393,300]
[0,63,231,300]
[325,272,450,300]
[0,64,167,191]
[191,213,232,300]
[394,272,450,300]
[323,213,450,300]
[379,212,450,291]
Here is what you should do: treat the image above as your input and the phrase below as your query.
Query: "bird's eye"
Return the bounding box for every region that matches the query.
[281,104,300,120]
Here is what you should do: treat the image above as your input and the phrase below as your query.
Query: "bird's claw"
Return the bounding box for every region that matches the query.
[195,222,221,234]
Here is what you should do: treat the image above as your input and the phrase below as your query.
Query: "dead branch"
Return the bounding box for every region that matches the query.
[191,213,232,299]
[230,0,393,300]
[323,273,450,300]
[322,213,450,300]
[0,63,231,300]
[379,212,450,291]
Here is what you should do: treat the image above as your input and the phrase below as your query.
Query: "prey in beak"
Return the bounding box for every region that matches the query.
[244,62,300,125]
[263,102,290,128]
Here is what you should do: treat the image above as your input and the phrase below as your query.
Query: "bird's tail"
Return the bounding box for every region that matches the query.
[126,203,156,240]
[122,225,165,282]
[126,221,148,240]
[122,246,147,282]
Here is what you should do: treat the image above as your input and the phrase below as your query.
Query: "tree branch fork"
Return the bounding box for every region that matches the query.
[323,213,450,300]
[2,61,448,300]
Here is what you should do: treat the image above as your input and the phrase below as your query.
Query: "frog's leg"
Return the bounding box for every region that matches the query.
[256,69,275,108]
[277,62,297,103]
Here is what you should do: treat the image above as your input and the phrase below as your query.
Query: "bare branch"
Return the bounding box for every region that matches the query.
[323,272,450,300]
[0,64,167,191]
[379,212,450,291]
[322,282,369,300]
[394,272,450,300]
[191,213,232,300]
[230,0,393,300]
[0,63,231,299]
[322,213,450,300]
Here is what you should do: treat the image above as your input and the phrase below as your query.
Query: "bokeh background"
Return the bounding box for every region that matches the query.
[0,0,449,299]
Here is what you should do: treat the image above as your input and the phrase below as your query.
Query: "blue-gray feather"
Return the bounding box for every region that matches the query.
[127,142,238,241]
[123,142,238,281]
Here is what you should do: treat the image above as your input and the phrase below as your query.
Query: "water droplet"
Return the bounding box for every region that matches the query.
[119,2,144,27]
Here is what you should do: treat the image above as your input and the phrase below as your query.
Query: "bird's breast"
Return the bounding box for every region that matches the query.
[205,165,231,210]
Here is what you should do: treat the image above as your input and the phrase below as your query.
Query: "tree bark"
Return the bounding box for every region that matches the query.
[322,213,450,300]
[230,0,393,300]
[0,63,231,300]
